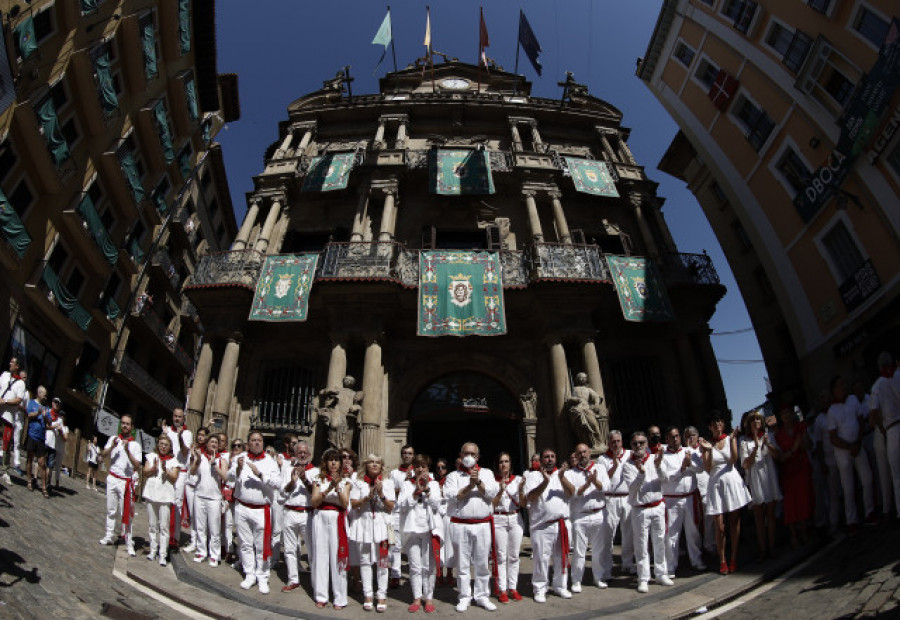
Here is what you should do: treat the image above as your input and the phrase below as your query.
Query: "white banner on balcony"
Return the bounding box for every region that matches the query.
[95,408,119,437]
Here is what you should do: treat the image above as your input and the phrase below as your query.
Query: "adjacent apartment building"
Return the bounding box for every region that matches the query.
[638,0,900,406]
[0,0,239,446]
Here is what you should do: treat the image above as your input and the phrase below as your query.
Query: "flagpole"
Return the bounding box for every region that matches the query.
[428,6,435,94]
[477,6,482,94]
[388,5,397,72]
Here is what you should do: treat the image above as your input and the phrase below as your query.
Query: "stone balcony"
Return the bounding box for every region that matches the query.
[116,354,183,412]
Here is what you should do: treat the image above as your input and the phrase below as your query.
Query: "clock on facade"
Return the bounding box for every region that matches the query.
[440,78,470,90]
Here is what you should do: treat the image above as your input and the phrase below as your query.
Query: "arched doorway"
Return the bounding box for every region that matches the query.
[407,372,525,473]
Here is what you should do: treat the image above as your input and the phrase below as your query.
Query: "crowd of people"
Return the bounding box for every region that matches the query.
[4,347,900,612]
[0,357,71,496]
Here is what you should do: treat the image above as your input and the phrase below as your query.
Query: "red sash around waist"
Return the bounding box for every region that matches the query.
[109,471,135,529]
[237,499,273,561]
[318,503,350,571]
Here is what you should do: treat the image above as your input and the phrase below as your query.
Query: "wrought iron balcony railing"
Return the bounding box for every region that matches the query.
[527,243,609,281]
[663,252,721,286]
[319,241,397,280]
[190,249,263,288]
[118,354,183,411]
[152,248,181,289]
[132,304,193,370]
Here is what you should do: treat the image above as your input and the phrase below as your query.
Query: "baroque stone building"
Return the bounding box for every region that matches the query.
[638,0,900,406]
[186,61,726,469]
[0,0,239,446]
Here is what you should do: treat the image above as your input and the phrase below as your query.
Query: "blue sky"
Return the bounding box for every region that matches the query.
[215,0,768,422]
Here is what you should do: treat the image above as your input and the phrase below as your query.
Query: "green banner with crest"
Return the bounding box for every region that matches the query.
[606,255,673,322]
[249,255,319,321]
[565,157,619,197]
[430,149,495,195]
[302,152,355,192]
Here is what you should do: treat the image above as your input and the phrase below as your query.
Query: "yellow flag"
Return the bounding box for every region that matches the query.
[424,7,431,49]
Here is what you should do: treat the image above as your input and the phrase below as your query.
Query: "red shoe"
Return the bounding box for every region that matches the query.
[281,583,301,592]
[408,603,421,613]
[729,560,737,573]
[498,592,509,604]
[315,602,327,608]
[509,589,523,601]
[719,561,729,575]
[424,603,436,613]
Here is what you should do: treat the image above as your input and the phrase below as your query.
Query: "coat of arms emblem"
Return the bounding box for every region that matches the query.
[275,273,293,299]
[448,273,474,308]
[631,276,648,299]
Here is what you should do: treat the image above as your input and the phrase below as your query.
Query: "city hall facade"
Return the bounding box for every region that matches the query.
[185,62,726,469]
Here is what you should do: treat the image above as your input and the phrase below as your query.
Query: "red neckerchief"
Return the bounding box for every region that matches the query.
[247,451,265,461]
[756,430,766,439]
[530,462,540,471]
[438,475,446,488]
[666,447,682,454]
[543,467,558,474]
[458,464,481,474]
[398,464,411,473]
[172,425,184,433]
[715,433,728,442]
[282,451,291,460]
[118,433,133,442]
[495,473,517,482]
[363,473,382,487]
[303,462,315,471]
[10,373,22,381]
[575,462,594,472]
[49,408,60,422]
[158,453,174,462]
[631,452,651,464]
[605,449,623,460]
[217,450,228,458]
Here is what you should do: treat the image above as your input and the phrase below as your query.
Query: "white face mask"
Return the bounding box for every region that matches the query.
[461,455,476,469]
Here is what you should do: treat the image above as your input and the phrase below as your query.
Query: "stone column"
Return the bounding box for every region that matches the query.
[396,120,408,149]
[529,121,543,152]
[274,129,294,159]
[232,198,261,250]
[510,123,523,151]
[254,196,284,254]
[326,337,348,390]
[617,134,638,165]
[212,336,241,423]
[360,334,384,458]
[523,190,543,242]
[548,338,569,424]
[188,340,214,425]
[351,187,370,242]
[549,191,572,245]
[523,417,538,462]
[581,337,609,449]
[630,192,659,258]
[374,119,386,148]
[378,189,398,241]
[597,131,618,163]
[297,128,313,154]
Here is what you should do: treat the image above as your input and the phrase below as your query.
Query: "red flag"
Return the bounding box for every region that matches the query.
[479,9,490,70]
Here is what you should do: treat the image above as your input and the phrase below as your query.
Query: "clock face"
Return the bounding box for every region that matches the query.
[440,78,470,90]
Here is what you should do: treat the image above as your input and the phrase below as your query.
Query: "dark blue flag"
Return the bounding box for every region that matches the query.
[518,10,542,76]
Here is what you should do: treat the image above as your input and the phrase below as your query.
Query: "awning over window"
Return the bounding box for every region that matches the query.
[119,150,145,203]
[36,97,70,166]
[94,51,119,115]
[141,21,157,79]
[153,101,175,163]
[185,78,199,123]
[77,193,118,265]
[41,264,92,331]
[14,17,37,60]
[0,188,31,258]
[178,0,191,54]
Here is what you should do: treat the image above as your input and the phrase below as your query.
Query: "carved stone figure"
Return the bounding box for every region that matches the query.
[565,372,603,449]
[315,375,363,451]
[520,387,538,420]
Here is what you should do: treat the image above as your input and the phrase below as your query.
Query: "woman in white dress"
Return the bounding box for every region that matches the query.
[349,453,395,612]
[142,436,181,565]
[490,452,524,603]
[740,411,782,562]
[189,435,228,566]
[310,448,353,609]
[397,454,442,613]
[699,413,751,575]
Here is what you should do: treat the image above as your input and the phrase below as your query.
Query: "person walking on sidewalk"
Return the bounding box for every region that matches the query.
[24,386,48,493]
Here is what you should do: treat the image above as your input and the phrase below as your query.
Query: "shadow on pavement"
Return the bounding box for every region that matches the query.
[0,548,41,587]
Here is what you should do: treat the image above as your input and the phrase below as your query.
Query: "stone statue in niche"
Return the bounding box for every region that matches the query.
[315,375,363,451]
[520,387,538,420]
[565,372,604,450]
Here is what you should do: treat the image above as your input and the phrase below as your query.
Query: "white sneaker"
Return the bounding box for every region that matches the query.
[159,557,167,567]
[554,589,573,599]
[183,543,197,553]
[455,600,470,612]
[147,551,157,562]
[637,581,649,593]
[209,559,219,567]
[127,546,136,557]
[656,575,674,586]
[534,592,546,603]
[570,582,582,593]
[258,579,270,594]
[193,554,206,563]
[1,473,11,486]
[240,575,257,590]
[596,580,609,589]
[99,537,113,545]
[475,598,497,611]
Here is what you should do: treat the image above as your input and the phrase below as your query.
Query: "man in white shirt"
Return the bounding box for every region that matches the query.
[660,426,705,575]
[162,408,193,549]
[280,440,319,592]
[98,414,143,555]
[597,430,635,580]
[388,444,415,588]
[443,442,499,612]
[525,448,574,603]
[827,376,876,533]
[869,352,900,520]
[622,431,674,593]
[0,357,26,485]
[565,442,610,592]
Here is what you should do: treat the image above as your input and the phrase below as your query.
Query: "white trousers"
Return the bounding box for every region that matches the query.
[441,515,455,568]
[571,511,603,586]
[236,502,271,579]
[359,541,389,599]
[223,500,235,555]
[271,499,284,563]
[311,509,348,606]
[599,496,634,579]
[146,501,172,558]
[664,496,702,573]
[834,447,874,525]
[631,503,667,583]
[185,483,198,546]
[194,495,221,561]
[887,425,900,518]
[11,410,23,468]
[530,519,568,595]
[104,475,134,545]
[282,508,312,585]
[404,532,436,600]
[389,510,402,578]
[872,429,894,516]
[452,521,492,603]
[173,472,188,545]
[493,513,523,592]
